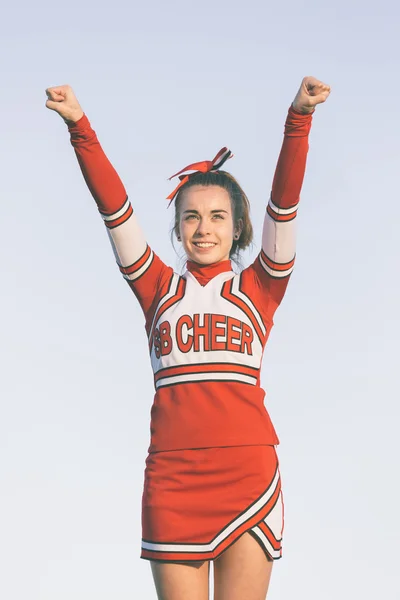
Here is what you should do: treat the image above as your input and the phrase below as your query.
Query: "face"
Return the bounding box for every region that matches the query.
[177,185,242,265]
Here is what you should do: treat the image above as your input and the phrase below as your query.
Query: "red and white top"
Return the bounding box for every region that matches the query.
[68,107,313,452]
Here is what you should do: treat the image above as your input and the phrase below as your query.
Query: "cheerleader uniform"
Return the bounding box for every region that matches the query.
[66,106,313,562]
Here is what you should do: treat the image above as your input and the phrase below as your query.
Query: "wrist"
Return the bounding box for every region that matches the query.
[64,109,85,125]
[291,102,315,115]
[67,113,91,137]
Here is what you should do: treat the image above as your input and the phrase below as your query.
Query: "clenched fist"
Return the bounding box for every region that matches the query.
[45,85,84,123]
[292,77,331,114]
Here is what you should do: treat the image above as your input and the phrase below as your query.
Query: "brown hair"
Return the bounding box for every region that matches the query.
[173,170,253,261]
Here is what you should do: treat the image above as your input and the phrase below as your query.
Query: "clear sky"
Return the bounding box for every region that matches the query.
[1,0,399,598]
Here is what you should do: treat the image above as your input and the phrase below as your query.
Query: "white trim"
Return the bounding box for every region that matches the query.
[261,491,283,542]
[213,148,232,168]
[102,198,131,222]
[155,370,257,389]
[141,469,280,553]
[259,254,294,278]
[251,526,281,559]
[149,273,181,338]
[230,276,267,337]
[268,197,299,215]
[122,250,154,281]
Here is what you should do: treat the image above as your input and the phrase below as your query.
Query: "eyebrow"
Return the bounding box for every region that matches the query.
[182,209,229,215]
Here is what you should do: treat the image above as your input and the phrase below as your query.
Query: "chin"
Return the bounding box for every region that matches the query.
[190,252,225,265]
[195,257,217,265]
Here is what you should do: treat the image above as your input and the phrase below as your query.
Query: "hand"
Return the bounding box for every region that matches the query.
[292,76,331,114]
[45,85,84,123]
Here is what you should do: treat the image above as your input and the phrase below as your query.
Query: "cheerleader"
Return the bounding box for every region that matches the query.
[45,76,330,600]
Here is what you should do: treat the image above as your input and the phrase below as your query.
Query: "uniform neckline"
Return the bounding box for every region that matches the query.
[186,259,233,286]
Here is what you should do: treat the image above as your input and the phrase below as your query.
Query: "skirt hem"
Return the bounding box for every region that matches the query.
[141,445,284,563]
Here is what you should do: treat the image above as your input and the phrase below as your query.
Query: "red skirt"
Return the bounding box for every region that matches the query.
[141,445,284,562]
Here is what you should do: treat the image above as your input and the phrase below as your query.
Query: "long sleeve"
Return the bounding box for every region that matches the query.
[68,115,172,319]
[243,106,313,324]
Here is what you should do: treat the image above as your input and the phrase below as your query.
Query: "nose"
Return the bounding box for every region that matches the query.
[194,217,211,237]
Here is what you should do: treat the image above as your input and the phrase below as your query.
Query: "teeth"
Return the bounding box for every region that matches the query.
[195,243,215,248]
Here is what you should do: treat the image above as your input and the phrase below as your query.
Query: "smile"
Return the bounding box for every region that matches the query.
[193,242,217,248]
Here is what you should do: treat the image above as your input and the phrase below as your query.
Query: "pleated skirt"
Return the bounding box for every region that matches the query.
[141,444,284,562]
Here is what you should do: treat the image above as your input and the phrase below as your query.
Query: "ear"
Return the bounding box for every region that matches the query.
[234,218,243,240]
[175,226,181,242]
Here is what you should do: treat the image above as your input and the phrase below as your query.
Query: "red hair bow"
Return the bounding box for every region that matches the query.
[166,147,233,207]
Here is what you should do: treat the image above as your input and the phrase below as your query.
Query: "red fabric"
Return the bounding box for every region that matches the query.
[68,115,127,215]
[148,381,279,452]
[167,147,233,203]
[67,107,312,453]
[271,106,312,209]
[186,259,232,286]
[141,445,282,561]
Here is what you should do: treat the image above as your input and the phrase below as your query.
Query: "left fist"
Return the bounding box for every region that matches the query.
[292,76,331,114]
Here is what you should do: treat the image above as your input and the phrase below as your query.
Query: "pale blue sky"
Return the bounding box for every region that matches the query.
[1,0,399,598]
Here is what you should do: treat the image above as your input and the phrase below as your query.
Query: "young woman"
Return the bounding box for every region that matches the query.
[45,76,330,600]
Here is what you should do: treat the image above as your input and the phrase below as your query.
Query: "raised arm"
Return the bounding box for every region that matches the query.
[246,76,330,323]
[45,85,172,318]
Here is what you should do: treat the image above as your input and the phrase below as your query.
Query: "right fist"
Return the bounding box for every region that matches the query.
[45,85,84,123]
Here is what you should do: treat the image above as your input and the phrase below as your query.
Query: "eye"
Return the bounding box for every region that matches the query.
[184,214,199,221]
[213,214,224,219]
